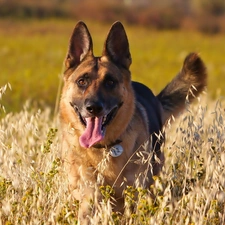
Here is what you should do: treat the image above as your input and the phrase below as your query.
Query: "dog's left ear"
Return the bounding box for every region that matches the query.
[65,21,93,69]
[102,21,132,69]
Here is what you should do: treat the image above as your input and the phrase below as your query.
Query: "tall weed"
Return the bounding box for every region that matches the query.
[1,92,225,224]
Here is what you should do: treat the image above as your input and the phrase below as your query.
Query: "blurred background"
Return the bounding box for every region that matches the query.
[0,0,225,113]
[1,0,225,32]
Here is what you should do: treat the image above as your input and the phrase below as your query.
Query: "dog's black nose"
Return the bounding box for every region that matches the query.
[86,101,103,115]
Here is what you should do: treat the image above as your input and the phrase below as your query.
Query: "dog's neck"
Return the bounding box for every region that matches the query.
[92,139,122,149]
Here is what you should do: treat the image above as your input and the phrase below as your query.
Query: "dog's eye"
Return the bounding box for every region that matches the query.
[106,80,114,87]
[77,78,88,87]
[104,75,117,88]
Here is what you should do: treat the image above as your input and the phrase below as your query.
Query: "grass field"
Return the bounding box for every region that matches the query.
[1,19,225,224]
[0,19,225,112]
[1,90,225,224]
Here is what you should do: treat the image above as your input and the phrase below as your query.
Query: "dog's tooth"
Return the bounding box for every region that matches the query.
[103,116,106,124]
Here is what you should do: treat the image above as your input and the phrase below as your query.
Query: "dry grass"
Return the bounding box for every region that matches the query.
[0,85,225,224]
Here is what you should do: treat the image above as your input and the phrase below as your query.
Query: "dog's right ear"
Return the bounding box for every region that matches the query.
[65,21,93,69]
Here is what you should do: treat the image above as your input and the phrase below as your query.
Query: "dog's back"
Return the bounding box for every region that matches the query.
[133,53,207,144]
[132,53,207,176]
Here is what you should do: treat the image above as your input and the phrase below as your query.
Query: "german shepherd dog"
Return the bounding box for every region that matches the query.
[60,21,207,222]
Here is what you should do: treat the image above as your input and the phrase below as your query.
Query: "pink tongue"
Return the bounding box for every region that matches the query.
[79,117,104,148]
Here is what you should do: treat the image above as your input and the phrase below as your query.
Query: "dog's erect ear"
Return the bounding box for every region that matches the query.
[102,21,132,69]
[65,21,93,69]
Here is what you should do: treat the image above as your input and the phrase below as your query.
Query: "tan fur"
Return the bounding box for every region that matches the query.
[59,21,207,223]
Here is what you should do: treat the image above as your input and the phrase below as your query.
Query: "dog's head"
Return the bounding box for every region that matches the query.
[61,21,135,148]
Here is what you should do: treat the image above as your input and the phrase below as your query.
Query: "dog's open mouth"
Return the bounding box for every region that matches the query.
[78,106,119,148]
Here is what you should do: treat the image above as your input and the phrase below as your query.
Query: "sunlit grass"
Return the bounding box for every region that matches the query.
[1,82,225,224]
[0,19,225,112]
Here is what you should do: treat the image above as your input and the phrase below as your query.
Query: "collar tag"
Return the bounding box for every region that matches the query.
[109,144,123,157]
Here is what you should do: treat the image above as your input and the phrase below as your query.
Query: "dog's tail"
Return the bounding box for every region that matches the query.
[157,53,207,124]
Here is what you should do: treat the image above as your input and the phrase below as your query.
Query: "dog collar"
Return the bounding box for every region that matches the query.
[92,140,123,157]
